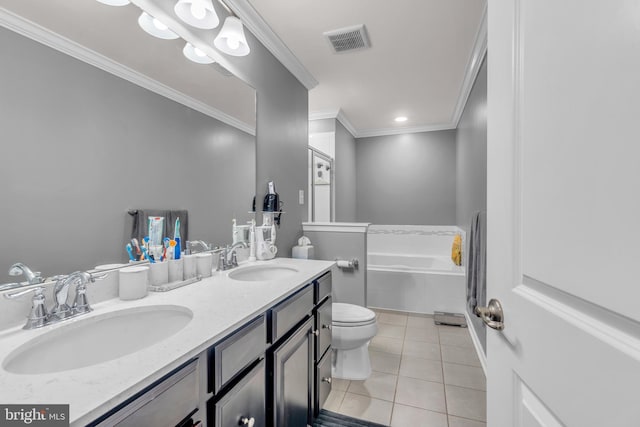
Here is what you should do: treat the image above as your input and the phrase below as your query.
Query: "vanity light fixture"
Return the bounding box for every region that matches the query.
[174,0,219,30]
[138,12,179,40]
[183,42,215,64]
[96,0,130,6]
[214,16,250,56]
[394,116,408,122]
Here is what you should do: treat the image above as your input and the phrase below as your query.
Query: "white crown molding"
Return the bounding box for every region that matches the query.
[451,2,488,127]
[225,0,318,90]
[0,8,255,136]
[356,122,456,139]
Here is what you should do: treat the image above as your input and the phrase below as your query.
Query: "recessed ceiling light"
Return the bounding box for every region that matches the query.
[394,116,408,122]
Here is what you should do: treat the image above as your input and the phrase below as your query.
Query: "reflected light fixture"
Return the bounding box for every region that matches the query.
[394,116,408,122]
[96,0,130,6]
[174,0,219,29]
[214,16,250,56]
[138,12,179,40]
[183,43,215,64]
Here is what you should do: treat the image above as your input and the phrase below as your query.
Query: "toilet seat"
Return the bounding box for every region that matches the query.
[332,303,376,327]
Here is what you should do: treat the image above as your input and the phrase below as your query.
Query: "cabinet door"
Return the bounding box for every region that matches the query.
[315,348,332,417]
[271,317,314,427]
[315,296,332,362]
[208,360,265,427]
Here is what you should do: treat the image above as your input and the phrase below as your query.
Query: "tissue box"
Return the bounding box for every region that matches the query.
[292,245,314,259]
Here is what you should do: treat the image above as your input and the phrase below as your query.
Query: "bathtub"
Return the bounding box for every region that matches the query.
[366,226,467,315]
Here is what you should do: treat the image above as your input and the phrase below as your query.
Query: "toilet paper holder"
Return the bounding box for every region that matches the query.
[335,258,359,269]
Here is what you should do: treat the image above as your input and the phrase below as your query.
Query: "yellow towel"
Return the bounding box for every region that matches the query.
[451,234,462,266]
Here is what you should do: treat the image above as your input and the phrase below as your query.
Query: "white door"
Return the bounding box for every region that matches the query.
[486,1,640,426]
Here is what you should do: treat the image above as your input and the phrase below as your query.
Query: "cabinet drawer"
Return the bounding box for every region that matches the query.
[316,349,332,416]
[315,273,332,304]
[93,359,199,427]
[270,284,314,342]
[209,315,266,394]
[315,296,332,361]
[208,360,265,427]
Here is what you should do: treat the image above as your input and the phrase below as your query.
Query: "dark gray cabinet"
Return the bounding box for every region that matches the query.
[270,316,314,427]
[208,361,266,427]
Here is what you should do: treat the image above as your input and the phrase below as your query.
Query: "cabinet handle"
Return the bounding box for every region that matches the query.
[322,324,332,331]
[240,416,255,427]
[322,377,332,384]
[311,329,320,337]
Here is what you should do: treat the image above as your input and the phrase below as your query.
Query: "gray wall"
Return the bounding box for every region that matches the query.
[334,121,357,222]
[226,30,309,255]
[0,27,254,281]
[455,56,488,353]
[355,130,457,225]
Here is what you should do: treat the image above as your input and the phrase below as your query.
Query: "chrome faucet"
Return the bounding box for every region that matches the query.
[5,271,105,329]
[187,240,211,254]
[219,241,248,270]
[9,263,44,285]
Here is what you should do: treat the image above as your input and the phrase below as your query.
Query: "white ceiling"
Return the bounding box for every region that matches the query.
[246,0,487,137]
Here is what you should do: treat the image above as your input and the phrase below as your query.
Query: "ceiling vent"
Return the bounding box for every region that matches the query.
[324,24,371,53]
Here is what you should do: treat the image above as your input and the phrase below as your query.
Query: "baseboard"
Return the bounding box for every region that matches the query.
[465,312,487,375]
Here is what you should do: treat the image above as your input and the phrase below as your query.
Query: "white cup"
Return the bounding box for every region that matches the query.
[119,266,149,300]
[93,263,126,302]
[149,261,169,286]
[168,258,184,283]
[196,253,213,278]
[183,255,197,280]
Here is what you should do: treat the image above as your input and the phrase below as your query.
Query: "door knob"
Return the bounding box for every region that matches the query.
[311,329,320,337]
[240,416,255,427]
[475,298,505,330]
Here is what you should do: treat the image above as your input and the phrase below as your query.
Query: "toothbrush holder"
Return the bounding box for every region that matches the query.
[168,258,184,283]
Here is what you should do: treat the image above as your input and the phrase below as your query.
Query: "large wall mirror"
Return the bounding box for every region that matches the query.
[0,0,256,282]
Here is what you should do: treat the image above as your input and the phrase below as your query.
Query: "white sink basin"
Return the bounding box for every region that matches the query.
[3,305,192,375]
[229,265,299,282]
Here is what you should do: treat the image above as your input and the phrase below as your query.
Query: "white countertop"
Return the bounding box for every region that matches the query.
[0,258,334,426]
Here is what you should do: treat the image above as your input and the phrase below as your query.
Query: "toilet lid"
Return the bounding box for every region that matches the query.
[332,303,376,326]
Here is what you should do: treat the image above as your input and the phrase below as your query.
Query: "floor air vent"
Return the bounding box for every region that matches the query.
[324,24,370,53]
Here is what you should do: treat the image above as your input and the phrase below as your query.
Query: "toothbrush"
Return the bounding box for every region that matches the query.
[131,238,141,259]
[125,243,135,261]
[174,217,181,240]
[142,246,154,263]
[163,237,170,261]
[175,237,181,260]
[169,240,177,260]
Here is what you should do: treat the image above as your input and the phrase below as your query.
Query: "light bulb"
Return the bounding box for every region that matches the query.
[152,18,168,31]
[227,37,240,50]
[190,2,206,19]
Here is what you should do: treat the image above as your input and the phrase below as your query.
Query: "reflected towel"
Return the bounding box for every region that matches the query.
[466,210,486,314]
[130,209,188,251]
[451,234,462,266]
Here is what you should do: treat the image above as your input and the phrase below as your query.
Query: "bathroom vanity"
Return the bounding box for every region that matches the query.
[0,258,335,427]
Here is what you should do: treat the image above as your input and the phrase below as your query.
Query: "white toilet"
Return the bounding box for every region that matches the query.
[331,303,378,380]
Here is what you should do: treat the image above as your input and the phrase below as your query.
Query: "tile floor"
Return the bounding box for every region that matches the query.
[324,309,486,427]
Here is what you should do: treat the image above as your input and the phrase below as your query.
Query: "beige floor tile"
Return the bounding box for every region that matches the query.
[448,415,487,427]
[441,345,482,367]
[405,326,440,343]
[443,363,486,391]
[402,340,441,361]
[395,376,446,413]
[377,323,406,338]
[347,371,398,401]
[407,315,437,329]
[399,355,443,383]
[445,384,487,422]
[370,336,404,355]
[338,392,393,425]
[369,350,401,374]
[391,404,448,427]
[437,325,471,336]
[439,331,474,348]
[323,390,345,412]
[378,312,408,326]
[331,377,351,392]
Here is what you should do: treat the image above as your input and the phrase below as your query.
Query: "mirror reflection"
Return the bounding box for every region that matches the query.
[0,0,256,283]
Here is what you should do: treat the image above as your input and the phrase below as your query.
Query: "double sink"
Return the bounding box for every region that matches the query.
[2,264,300,376]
